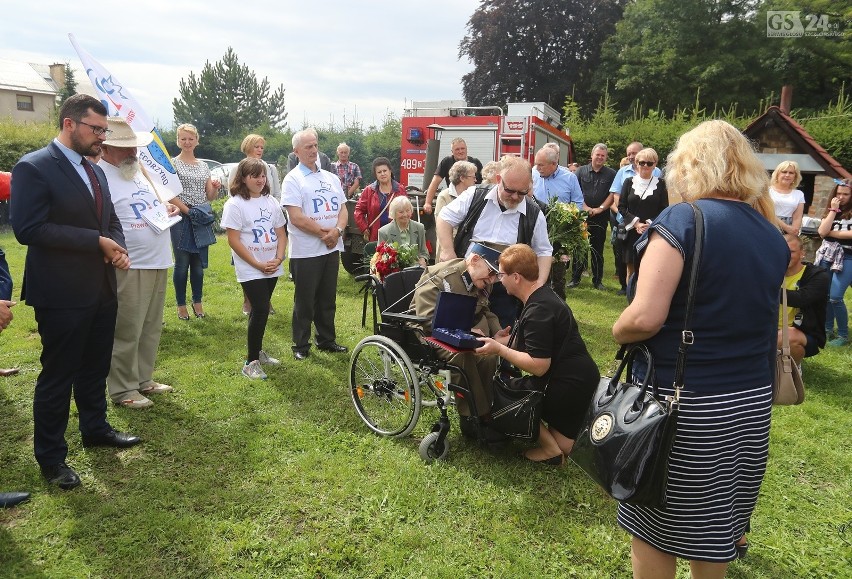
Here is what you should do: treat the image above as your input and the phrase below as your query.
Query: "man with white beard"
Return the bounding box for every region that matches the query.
[99,118,186,408]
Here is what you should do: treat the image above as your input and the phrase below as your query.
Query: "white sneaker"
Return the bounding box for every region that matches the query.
[242,360,267,380]
[258,350,280,365]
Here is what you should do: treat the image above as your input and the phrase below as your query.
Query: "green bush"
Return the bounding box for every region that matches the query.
[0,121,55,171]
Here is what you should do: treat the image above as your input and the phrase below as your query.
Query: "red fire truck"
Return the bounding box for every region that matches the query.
[340,100,575,273]
[399,100,575,190]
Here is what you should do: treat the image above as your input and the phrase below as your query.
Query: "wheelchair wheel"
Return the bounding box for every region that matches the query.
[418,431,449,463]
[350,335,421,438]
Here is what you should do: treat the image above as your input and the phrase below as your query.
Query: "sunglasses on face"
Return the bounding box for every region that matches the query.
[637,161,655,167]
[501,183,529,197]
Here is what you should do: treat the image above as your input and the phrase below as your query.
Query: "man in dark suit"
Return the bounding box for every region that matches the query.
[10,94,141,490]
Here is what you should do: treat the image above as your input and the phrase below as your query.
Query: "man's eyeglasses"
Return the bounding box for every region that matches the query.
[496,271,508,281]
[637,160,655,167]
[77,120,112,137]
[501,183,529,197]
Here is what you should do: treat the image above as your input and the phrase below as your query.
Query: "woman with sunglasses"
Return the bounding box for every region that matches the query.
[616,148,669,283]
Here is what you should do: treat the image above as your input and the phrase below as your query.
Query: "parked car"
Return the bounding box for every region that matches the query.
[199,158,223,171]
[210,162,238,198]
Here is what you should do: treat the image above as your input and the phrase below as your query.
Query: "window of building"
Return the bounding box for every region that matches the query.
[16,95,34,111]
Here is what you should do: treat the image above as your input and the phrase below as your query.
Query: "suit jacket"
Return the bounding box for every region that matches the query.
[378,219,429,262]
[412,259,500,336]
[10,141,125,308]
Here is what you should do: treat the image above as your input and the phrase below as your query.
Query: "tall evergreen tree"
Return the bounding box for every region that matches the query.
[172,48,287,136]
[57,61,78,107]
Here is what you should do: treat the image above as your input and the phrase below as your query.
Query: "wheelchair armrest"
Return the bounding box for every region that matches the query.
[355,274,380,283]
[381,312,431,325]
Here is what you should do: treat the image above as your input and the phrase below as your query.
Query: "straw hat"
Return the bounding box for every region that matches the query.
[102,117,153,148]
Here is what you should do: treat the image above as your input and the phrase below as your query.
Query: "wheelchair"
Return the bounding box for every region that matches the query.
[350,266,487,462]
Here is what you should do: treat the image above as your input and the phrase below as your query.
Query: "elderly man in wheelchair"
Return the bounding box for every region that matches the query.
[349,243,507,461]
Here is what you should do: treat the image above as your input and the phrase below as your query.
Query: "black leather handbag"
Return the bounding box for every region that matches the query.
[488,302,571,441]
[489,374,544,441]
[569,203,704,508]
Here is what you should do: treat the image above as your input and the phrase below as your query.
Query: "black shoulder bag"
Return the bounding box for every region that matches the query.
[489,301,571,441]
[569,203,704,508]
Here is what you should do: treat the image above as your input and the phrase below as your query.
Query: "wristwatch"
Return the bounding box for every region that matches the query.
[336,226,344,235]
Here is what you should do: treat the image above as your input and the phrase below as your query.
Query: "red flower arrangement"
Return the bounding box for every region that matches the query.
[369,241,418,281]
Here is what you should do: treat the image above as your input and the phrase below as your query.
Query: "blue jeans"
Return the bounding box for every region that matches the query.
[822,254,852,339]
[173,248,204,306]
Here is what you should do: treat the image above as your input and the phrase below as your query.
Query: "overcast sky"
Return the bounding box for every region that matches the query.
[2,0,481,130]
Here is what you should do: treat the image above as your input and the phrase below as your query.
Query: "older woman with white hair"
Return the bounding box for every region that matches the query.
[378,195,428,267]
[433,160,477,260]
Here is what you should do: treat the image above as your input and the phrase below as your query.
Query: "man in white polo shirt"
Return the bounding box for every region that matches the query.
[282,128,349,360]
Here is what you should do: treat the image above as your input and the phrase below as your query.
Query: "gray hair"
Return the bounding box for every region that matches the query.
[481,161,501,184]
[537,146,559,164]
[449,160,476,185]
[292,128,318,150]
[388,195,413,217]
[592,143,608,154]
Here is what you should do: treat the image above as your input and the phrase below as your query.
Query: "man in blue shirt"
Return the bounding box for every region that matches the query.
[532,145,583,206]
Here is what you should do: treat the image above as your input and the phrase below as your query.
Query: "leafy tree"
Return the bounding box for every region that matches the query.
[598,0,852,115]
[459,0,627,114]
[57,61,78,107]
[172,48,287,137]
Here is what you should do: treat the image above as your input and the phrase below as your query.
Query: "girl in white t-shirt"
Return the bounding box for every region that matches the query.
[769,160,806,235]
[221,158,288,379]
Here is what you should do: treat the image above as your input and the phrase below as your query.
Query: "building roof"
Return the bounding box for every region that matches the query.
[0,59,57,95]
[744,106,851,180]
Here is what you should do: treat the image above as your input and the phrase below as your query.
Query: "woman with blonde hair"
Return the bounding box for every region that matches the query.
[769,160,806,235]
[616,147,669,282]
[171,123,220,320]
[613,120,788,577]
[229,134,281,201]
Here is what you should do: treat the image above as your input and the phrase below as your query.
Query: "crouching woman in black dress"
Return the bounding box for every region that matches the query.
[476,244,599,465]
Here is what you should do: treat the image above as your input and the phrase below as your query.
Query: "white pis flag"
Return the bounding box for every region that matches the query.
[69,33,182,196]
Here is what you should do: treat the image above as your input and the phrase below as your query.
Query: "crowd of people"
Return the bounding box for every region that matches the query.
[3,93,848,578]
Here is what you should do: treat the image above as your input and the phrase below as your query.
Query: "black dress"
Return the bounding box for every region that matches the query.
[513,286,598,437]
[619,176,669,264]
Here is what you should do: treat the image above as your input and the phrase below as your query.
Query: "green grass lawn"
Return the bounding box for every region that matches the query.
[1,229,850,578]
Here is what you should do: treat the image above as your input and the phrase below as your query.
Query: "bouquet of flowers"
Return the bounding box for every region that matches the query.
[546,200,591,260]
[369,241,419,281]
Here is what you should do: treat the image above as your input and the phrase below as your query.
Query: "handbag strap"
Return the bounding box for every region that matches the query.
[780,287,791,351]
[500,297,572,391]
[671,203,704,394]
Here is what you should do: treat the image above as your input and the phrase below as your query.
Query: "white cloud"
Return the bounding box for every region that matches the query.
[1,0,479,130]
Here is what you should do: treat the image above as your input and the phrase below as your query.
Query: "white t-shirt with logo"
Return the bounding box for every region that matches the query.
[281,164,345,258]
[99,161,176,269]
[220,194,287,282]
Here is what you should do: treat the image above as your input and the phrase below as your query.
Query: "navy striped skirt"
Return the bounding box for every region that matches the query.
[617,383,773,563]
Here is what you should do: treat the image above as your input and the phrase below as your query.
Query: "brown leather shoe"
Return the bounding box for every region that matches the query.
[0,368,20,377]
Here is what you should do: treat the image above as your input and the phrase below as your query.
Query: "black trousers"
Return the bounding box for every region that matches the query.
[290,252,339,351]
[241,277,279,362]
[572,215,609,285]
[33,276,116,466]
